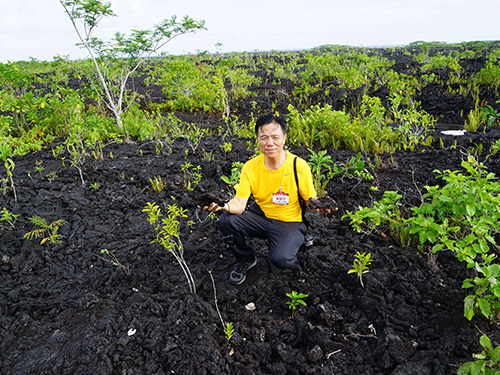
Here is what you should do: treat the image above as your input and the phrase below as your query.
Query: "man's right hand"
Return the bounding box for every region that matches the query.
[202,202,224,212]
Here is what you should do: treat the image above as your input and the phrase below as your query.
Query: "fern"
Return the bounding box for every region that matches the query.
[24,216,67,244]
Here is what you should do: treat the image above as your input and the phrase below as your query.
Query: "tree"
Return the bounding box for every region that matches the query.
[60,0,205,133]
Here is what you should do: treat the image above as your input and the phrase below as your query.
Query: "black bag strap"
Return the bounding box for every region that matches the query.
[293,157,308,226]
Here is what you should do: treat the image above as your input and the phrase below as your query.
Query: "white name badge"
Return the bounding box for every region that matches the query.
[272,192,289,205]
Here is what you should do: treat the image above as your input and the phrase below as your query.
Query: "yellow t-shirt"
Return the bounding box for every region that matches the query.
[236,151,316,222]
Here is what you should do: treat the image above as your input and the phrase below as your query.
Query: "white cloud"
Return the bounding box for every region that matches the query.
[0,0,499,61]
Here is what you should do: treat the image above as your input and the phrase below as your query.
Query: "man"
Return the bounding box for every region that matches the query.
[204,114,330,284]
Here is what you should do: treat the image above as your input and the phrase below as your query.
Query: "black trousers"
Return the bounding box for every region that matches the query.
[218,204,307,269]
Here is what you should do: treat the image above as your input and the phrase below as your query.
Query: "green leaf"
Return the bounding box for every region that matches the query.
[466,205,476,217]
[480,334,492,351]
[489,264,500,278]
[478,298,492,319]
[473,361,487,375]
[457,361,473,375]
[464,295,475,320]
[479,240,490,254]
[438,195,453,203]
[491,346,500,363]
[491,286,500,298]
[462,279,474,289]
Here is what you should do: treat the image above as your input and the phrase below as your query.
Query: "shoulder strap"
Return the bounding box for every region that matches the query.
[293,157,308,226]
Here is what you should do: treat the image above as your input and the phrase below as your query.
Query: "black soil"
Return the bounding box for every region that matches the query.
[2,45,500,375]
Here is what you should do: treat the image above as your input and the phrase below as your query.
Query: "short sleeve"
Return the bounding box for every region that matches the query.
[296,157,316,200]
[235,163,252,199]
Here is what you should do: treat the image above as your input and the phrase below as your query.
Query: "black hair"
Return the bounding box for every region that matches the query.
[254,114,287,136]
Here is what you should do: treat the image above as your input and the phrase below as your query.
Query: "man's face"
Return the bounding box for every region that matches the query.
[257,122,286,159]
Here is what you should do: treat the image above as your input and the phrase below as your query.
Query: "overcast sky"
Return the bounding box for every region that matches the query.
[1,0,499,62]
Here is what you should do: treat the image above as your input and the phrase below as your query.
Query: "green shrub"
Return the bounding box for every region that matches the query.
[146,57,226,113]
[344,155,500,322]
[458,334,500,374]
[476,60,500,89]
[286,103,400,153]
[301,50,393,88]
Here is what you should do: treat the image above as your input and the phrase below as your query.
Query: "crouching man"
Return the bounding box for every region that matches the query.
[204,114,330,284]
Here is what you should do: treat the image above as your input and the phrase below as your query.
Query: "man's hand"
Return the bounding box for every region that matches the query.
[313,207,337,214]
[201,196,248,215]
[308,197,338,214]
[202,202,225,212]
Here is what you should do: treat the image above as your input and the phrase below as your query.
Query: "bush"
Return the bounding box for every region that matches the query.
[344,155,500,322]
[286,103,400,153]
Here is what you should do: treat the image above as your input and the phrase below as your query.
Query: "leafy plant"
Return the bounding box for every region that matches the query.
[301,50,392,88]
[0,207,19,229]
[143,202,195,293]
[185,124,210,154]
[489,139,500,157]
[150,175,165,192]
[286,291,308,320]
[462,255,500,321]
[23,216,68,245]
[220,142,232,153]
[45,171,58,183]
[65,131,87,186]
[408,156,500,321]
[458,334,500,375]
[224,322,235,347]
[308,149,333,197]
[465,106,484,132]
[343,190,408,246]
[221,161,244,195]
[34,165,45,178]
[181,162,202,191]
[344,155,500,322]
[146,57,226,113]
[481,100,500,126]
[347,252,373,287]
[286,103,400,154]
[0,143,17,202]
[389,91,436,149]
[332,152,374,181]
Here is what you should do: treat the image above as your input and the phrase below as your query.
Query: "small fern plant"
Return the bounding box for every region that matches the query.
[24,216,67,244]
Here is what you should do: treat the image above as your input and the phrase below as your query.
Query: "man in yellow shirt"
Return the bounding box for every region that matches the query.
[205,115,329,284]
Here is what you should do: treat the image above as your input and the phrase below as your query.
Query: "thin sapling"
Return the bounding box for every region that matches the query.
[60,0,205,132]
[143,202,196,293]
[97,248,131,275]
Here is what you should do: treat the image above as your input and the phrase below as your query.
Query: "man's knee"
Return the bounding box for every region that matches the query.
[269,253,297,269]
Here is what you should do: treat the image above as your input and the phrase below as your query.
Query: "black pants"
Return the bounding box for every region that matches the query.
[218,204,307,269]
